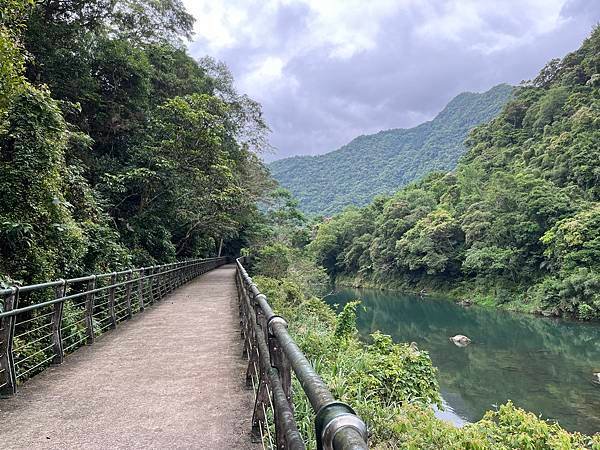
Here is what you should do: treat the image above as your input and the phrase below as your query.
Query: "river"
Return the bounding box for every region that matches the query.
[326,288,600,435]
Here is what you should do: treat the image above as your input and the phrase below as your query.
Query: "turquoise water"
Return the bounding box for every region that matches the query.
[327,288,600,435]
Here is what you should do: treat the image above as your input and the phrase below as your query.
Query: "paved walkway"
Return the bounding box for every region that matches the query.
[0,264,257,449]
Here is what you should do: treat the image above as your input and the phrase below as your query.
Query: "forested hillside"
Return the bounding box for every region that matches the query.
[269,84,513,215]
[248,185,599,447]
[0,0,273,286]
[309,27,600,320]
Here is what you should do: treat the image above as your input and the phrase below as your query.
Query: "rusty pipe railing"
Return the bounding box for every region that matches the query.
[236,257,368,450]
[0,257,227,396]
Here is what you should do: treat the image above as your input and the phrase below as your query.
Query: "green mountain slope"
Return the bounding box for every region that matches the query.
[309,27,600,320]
[269,84,513,215]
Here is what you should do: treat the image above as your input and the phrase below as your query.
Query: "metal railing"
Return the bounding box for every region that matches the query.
[236,257,369,450]
[0,257,227,396]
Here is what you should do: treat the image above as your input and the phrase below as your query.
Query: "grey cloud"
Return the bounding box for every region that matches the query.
[188,2,600,162]
[561,0,600,20]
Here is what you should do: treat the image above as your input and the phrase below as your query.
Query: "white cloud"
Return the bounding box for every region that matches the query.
[184,0,409,57]
[415,0,567,53]
[238,56,287,96]
[183,0,597,160]
[183,2,241,50]
[302,0,408,58]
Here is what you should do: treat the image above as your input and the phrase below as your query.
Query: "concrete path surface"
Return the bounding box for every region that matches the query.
[0,264,257,449]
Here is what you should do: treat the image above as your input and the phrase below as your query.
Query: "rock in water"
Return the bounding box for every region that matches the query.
[450,335,471,347]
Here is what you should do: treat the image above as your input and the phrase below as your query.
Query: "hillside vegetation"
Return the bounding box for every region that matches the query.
[309,28,600,320]
[269,84,513,215]
[0,0,273,287]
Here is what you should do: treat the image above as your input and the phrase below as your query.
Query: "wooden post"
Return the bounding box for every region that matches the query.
[125,271,133,320]
[0,287,19,396]
[85,277,96,344]
[52,282,66,364]
[138,269,145,312]
[107,273,117,329]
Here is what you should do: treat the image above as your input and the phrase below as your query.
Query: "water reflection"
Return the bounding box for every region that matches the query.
[327,288,600,434]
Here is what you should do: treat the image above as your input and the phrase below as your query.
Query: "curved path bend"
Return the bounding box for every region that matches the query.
[0,264,257,449]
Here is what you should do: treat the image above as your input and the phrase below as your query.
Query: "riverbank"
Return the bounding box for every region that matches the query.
[333,273,567,319]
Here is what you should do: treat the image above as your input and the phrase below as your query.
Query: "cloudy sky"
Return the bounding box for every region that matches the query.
[185,0,600,161]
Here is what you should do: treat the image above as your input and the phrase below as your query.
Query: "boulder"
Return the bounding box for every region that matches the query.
[450,335,472,347]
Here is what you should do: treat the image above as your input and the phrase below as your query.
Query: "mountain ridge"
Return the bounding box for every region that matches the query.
[269,83,514,215]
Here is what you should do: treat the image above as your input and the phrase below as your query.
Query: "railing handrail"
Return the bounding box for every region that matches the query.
[0,257,222,297]
[235,257,369,450]
[0,257,228,396]
[0,258,221,318]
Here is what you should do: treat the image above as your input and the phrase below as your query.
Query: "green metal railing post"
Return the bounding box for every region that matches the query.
[138,269,145,312]
[149,267,156,304]
[51,282,66,364]
[159,267,166,299]
[85,277,96,344]
[268,317,292,407]
[125,271,133,320]
[107,273,117,329]
[0,287,19,396]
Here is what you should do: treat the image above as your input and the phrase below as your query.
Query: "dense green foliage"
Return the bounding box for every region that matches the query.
[309,28,600,320]
[0,0,273,286]
[250,242,599,448]
[269,84,513,215]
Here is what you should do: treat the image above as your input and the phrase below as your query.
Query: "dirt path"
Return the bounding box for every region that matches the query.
[0,264,257,449]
